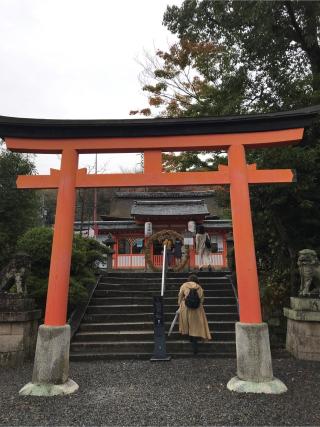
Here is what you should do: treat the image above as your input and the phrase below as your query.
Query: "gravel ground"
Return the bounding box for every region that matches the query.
[0,357,319,426]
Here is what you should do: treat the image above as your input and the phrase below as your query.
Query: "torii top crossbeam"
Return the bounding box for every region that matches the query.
[1,106,319,327]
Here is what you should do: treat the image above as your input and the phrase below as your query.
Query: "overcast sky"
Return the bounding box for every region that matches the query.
[0,0,182,173]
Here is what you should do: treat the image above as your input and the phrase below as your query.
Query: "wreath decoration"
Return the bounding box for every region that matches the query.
[145,229,190,272]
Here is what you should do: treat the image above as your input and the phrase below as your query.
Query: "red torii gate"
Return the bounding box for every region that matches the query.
[2,107,318,395]
[9,131,298,327]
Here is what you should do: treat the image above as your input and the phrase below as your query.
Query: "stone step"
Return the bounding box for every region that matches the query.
[79,320,236,332]
[86,304,238,315]
[89,296,236,306]
[70,340,236,353]
[73,330,235,342]
[102,271,229,278]
[83,312,239,323]
[71,272,237,360]
[70,352,235,361]
[93,289,234,298]
[99,277,230,285]
[97,282,230,291]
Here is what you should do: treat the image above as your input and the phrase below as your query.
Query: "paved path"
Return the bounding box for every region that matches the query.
[0,357,319,426]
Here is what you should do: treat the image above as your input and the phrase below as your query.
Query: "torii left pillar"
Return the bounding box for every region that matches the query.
[20,148,79,396]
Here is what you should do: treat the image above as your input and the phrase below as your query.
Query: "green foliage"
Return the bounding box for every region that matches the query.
[17,227,107,309]
[0,146,40,269]
[134,1,320,117]
[164,0,320,108]
[132,1,320,320]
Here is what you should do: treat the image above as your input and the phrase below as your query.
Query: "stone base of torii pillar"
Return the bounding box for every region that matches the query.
[227,322,287,394]
[19,324,78,396]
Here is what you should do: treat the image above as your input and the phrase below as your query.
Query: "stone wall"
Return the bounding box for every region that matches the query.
[0,294,41,367]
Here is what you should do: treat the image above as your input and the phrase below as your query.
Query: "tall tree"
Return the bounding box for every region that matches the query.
[131,39,248,117]
[0,144,40,269]
[132,0,320,304]
[164,0,320,109]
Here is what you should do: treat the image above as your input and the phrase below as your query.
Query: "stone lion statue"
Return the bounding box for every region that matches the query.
[297,249,320,297]
[0,253,31,294]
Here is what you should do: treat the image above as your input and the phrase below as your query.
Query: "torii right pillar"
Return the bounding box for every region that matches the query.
[227,144,287,394]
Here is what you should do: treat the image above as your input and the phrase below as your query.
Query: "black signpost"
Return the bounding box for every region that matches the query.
[150,296,171,361]
[150,245,171,361]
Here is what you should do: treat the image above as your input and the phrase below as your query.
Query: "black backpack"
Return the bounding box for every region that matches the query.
[185,288,200,309]
[205,234,211,250]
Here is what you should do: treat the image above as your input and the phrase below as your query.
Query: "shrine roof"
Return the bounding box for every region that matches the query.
[204,220,232,229]
[74,220,143,231]
[115,190,216,199]
[0,105,319,138]
[131,199,209,217]
[73,219,231,231]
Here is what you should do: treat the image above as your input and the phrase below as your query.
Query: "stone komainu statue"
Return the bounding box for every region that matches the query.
[298,249,320,297]
[0,253,31,294]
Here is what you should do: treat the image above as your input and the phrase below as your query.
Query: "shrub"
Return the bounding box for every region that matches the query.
[17,227,107,311]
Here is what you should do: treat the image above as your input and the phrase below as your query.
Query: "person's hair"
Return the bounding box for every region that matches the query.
[197,224,205,234]
[188,274,200,284]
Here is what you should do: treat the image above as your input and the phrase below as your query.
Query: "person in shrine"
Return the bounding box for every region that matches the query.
[173,238,182,265]
[163,238,174,267]
[195,225,212,271]
[178,274,212,355]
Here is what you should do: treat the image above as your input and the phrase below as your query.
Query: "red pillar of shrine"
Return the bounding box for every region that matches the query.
[44,148,78,326]
[228,144,262,323]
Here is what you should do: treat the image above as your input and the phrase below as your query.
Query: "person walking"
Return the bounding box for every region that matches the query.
[195,224,212,271]
[178,274,212,354]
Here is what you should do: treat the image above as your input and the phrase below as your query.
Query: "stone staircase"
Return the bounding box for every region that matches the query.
[70,271,239,360]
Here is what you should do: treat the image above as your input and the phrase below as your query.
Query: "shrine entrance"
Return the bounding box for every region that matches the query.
[144,229,189,272]
[2,106,318,395]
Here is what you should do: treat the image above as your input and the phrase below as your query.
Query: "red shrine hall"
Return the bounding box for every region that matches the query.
[74,189,232,270]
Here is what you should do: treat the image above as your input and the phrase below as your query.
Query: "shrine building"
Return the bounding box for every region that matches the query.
[74,188,232,270]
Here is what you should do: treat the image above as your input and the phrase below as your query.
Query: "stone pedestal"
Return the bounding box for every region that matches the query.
[284,297,320,361]
[19,324,79,396]
[0,294,41,367]
[227,322,287,394]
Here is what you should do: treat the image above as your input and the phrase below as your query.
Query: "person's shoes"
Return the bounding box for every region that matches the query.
[192,342,198,355]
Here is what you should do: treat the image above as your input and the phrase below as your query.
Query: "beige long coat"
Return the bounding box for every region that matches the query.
[178,281,212,340]
[196,233,212,268]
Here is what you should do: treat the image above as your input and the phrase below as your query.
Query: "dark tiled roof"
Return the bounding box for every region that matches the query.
[131,200,209,217]
[204,220,232,229]
[74,221,143,231]
[115,191,216,199]
[0,105,319,138]
[73,219,231,230]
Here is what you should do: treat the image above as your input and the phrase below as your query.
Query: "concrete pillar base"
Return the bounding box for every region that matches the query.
[227,376,287,394]
[19,324,78,396]
[228,322,287,394]
[19,378,78,396]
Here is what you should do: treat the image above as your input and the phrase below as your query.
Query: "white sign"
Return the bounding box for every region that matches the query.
[187,220,196,233]
[144,221,152,236]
